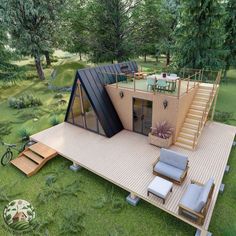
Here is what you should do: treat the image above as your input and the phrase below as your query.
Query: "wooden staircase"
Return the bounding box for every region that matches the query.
[175,84,216,150]
[11,142,57,177]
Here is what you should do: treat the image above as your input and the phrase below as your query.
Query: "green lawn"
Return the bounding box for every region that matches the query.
[0,59,235,235]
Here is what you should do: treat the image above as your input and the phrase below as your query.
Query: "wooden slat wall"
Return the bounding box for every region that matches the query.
[31,121,236,231]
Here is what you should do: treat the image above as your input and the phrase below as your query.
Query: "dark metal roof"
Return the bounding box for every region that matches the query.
[65,61,138,137]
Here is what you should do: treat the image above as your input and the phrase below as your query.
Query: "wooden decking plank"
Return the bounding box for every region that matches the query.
[31,122,236,231]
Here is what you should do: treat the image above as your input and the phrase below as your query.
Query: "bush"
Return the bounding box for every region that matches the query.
[25,71,38,80]
[8,94,42,109]
[214,110,234,123]
[18,128,31,141]
[53,93,63,99]
[50,116,60,126]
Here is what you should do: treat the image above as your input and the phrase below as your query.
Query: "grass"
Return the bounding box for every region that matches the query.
[0,58,235,235]
[50,58,86,88]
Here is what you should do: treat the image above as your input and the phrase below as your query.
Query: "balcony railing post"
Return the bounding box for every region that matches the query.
[187,76,190,93]
[134,76,136,91]
[178,79,181,99]
[116,73,118,89]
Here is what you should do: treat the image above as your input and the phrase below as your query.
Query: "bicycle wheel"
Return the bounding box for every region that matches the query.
[23,140,36,151]
[1,151,13,166]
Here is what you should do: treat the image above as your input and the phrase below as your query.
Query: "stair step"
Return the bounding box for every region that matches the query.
[192,100,208,106]
[29,143,57,159]
[11,156,39,176]
[175,141,193,150]
[190,105,206,111]
[185,118,200,125]
[182,127,197,135]
[197,89,211,94]
[179,132,195,140]
[199,85,214,90]
[187,113,202,120]
[23,150,44,164]
[194,96,209,102]
[177,137,194,146]
[183,122,198,130]
[195,92,210,98]
[189,109,203,116]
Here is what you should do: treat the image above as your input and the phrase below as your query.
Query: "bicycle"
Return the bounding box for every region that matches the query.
[0,140,36,166]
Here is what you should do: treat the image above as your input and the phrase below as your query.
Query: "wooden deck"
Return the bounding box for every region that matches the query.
[31,121,236,232]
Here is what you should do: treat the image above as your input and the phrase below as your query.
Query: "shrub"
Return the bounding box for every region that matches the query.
[8,94,42,109]
[151,121,173,139]
[53,93,63,99]
[50,116,60,126]
[18,128,31,141]
[214,110,234,123]
[0,121,12,136]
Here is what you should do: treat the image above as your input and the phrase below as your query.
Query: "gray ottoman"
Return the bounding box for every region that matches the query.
[147,176,173,204]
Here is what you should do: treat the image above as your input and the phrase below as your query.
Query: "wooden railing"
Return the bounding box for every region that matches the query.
[100,69,202,98]
[192,71,222,149]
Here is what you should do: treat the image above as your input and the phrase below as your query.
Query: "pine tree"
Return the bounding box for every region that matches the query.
[223,0,236,79]
[88,0,138,63]
[132,0,162,62]
[174,0,225,69]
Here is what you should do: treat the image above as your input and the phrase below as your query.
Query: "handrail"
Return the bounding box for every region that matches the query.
[193,70,221,148]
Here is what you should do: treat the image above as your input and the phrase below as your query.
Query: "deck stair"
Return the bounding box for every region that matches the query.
[11,142,57,177]
[175,84,217,150]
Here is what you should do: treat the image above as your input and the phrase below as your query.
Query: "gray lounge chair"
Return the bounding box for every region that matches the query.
[153,148,189,184]
[178,178,215,225]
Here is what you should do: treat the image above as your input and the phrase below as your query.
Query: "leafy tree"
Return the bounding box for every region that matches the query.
[58,0,90,60]
[174,0,225,69]
[0,11,24,84]
[2,0,65,80]
[223,0,236,79]
[132,0,162,62]
[88,0,139,63]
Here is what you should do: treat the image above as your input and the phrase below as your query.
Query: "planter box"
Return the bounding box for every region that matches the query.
[148,133,172,148]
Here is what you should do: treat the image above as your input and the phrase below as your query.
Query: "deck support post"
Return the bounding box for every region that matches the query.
[70,162,82,172]
[195,229,212,236]
[225,165,230,173]
[126,193,140,206]
[219,183,225,193]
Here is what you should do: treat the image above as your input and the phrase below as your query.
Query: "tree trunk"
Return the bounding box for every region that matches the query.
[44,51,51,66]
[144,53,147,62]
[79,52,82,61]
[34,54,45,80]
[166,51,170,66]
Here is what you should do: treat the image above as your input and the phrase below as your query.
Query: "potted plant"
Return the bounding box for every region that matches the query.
[148,121,173,148]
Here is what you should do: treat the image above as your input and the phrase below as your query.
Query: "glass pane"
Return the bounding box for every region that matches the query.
[133,98,143,134]
[66,84,84,127]
[72,96,84,127]
[98,121,106,136]
[142,100,152,135]
[81,87,98,132]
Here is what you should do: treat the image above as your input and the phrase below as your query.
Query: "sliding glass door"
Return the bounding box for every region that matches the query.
[133,98,152,135]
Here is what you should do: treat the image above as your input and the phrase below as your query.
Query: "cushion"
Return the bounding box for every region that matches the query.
[147,176,173,199]
[160,148,188,170]
[154,162,184,181]
[180,183,203,212]
[196,178,214,210]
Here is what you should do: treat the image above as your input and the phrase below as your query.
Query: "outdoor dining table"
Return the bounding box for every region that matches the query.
[147,74,179,91]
